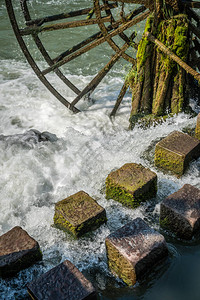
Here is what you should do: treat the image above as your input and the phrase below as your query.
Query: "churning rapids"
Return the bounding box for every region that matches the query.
[0,1,200,299]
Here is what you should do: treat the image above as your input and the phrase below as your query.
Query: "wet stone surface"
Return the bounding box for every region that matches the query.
[0,226,42,277]
[105,163,157,208]
[27,259,97,300]
[195,113,200,140]
[54,191,107,238]
[105,217,168,286]
[155,131,200,176]
[160,184,200,239]
[0,129,58,149]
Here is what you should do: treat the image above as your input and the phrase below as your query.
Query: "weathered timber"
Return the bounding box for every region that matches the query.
[54,191,107,238]
[52,5,145,64]
[20,16,112,36]
[42,11,149,75]
[160,184,200,239]
[195,113,200,140]
[110,80,128,117]
[106,217,168,286]
[27,259,97,300]
[155,131,200,176]
[0,226,42,277]
[70,32,136,108]
[105,163,157,208]
[145,32,200,82]
[25,3,117,26]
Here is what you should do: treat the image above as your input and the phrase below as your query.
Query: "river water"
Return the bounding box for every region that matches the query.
[0,1,200,299]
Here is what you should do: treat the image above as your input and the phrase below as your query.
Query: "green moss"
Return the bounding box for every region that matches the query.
[129,113,174,129]
[54,210,107,239]
[160,215,170,229]
[105,175,157,209]
[136,15,154,70]
[155,144,185,176]
[157,15,189,72]
[106,240,136,286]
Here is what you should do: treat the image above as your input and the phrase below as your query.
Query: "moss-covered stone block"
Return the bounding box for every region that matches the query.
[0,226,42,278]
[54,191,107,238]
[105,218,168,286]
[160,184,200,239]
[27,259,97,300]
[195,113,200,140]
[155,131,200,176]
[105,163,157,208]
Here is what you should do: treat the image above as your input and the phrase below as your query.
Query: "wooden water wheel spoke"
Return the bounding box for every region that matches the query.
[20,0,81,95]
[70,31,136,108]
[110,80,128,117]
[182,1,200,8]
[20,16,112,36]
[189,21,200,39]
[94,0,149,64]
[25,3,118,26]
[187,7,200,25]
[51,5,145,64]
[41,15,142,76]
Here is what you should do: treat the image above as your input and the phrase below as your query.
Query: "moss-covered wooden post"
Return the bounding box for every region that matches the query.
[129,0,199,128]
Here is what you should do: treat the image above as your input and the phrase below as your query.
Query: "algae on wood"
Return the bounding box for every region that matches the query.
[128,0,199,128]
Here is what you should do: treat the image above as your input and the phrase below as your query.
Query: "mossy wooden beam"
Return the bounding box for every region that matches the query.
[145,32,200,82]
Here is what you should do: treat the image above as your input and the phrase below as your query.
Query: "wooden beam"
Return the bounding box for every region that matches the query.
[145,32,200,82]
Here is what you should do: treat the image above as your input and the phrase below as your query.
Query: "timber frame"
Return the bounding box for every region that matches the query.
[5,0,200,115]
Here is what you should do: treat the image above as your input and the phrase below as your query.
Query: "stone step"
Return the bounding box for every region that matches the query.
[105,217,168,286]
[0,226,42,278]
[54,191,107,238]
[160,184,200,239]
[155,130,200,176]
[105,163,157,208]
[27,259,97,300]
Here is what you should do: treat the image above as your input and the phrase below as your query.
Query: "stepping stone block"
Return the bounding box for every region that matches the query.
[155,131,200,176]
[0,226,42,278]
[195,113,200,140]
[27,259,97,300]
[160,184,200,239]
[54,191,107,238]
[105,163,157,208]
[105,218,168,286]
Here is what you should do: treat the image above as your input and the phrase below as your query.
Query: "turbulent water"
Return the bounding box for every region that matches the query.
[0,1,200,299]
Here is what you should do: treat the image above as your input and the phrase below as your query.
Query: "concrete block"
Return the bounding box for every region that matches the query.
[54,191,107,238]
[160,184,200,239]
[0,226,42,277]
[27,259,97,300]
[105,163,157,208]
[155,131,200,176]
[105,218,168,286]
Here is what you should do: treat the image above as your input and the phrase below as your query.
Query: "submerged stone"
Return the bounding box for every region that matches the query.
[0,226,42,278]
[54,191,107,238]
[105,218,168,286]
[27,259,97,300]
[105,163,157,208]
[160,184,200,239]
[195,113,200,140]
[155,131,200,176]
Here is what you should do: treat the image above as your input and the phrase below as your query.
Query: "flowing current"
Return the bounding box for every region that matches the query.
[0,1,200,299]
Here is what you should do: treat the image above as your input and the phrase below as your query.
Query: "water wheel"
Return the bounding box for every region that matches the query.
[5,0,200,115]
